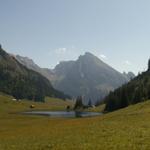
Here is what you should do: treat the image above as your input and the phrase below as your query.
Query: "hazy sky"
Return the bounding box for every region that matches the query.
[1,0,150,74]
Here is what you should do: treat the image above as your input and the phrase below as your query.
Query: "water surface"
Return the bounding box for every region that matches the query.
[23,111,102,118]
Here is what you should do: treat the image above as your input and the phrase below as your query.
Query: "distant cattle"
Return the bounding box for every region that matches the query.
[12,99,21,101]
[12,99,17,101]
[30,105,35,108]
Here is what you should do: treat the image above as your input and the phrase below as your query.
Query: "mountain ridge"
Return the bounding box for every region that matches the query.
[0,45,69,101]
[16,51,135,103]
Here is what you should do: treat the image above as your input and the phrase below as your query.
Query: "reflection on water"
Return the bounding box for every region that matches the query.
[22,111,102,118]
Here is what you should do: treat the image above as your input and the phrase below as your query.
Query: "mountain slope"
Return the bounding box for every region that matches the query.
[16,52,134,103]
[15,55,55,81]
[0,45,68,101]
[104,59,150,112]
[52,53,128,102]
[122,71,135,80]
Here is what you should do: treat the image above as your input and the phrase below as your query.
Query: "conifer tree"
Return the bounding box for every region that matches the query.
[88,98,92,107]
[148,58,150,71]
[74,96,83,110]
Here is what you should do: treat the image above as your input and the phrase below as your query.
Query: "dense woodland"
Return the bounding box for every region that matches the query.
[0,46,69,102]
[104,59,150,112]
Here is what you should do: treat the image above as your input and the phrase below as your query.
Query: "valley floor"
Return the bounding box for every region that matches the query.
[0,94,150,150]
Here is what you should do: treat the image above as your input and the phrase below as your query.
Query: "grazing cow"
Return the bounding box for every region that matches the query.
[12,99,17,101]
[30,105,35,109]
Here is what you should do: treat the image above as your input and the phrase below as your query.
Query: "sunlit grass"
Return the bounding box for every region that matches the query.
[0,93,150,150]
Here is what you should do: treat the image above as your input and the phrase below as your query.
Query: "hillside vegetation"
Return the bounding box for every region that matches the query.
[1,93,150,149]
[105,59,150,112]
[0,46,69,102]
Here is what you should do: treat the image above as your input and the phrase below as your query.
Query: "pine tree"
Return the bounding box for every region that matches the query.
[74,96,83,110]
[88,98,92,107]
[148,58,150,71]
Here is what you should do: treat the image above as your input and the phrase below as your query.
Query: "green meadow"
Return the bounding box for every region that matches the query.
[1,93,150,150]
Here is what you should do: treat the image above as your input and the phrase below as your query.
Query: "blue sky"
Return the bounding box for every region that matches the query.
[0,0,150,74]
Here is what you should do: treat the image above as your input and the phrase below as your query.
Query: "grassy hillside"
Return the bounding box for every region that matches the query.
[0,93,73,113]
[0,93,150,149]
[0,47,69,102]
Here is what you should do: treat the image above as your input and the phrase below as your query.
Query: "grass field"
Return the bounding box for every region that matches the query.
[1,94,150,150]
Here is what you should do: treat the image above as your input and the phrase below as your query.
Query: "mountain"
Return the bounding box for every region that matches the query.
[122,71,135,81]
[15,55,55,81]
[16,52,134,103]
[104,59,150,112]
[52,52,134,103]
[0,45,69,102]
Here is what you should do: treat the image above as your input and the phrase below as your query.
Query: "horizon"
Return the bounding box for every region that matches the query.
[1,0,150,74]
[1,44,148,75]
[16,49,145,75]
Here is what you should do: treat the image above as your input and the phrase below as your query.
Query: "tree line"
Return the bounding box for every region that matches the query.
[0,46,70,102]
[104,59,150,112]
